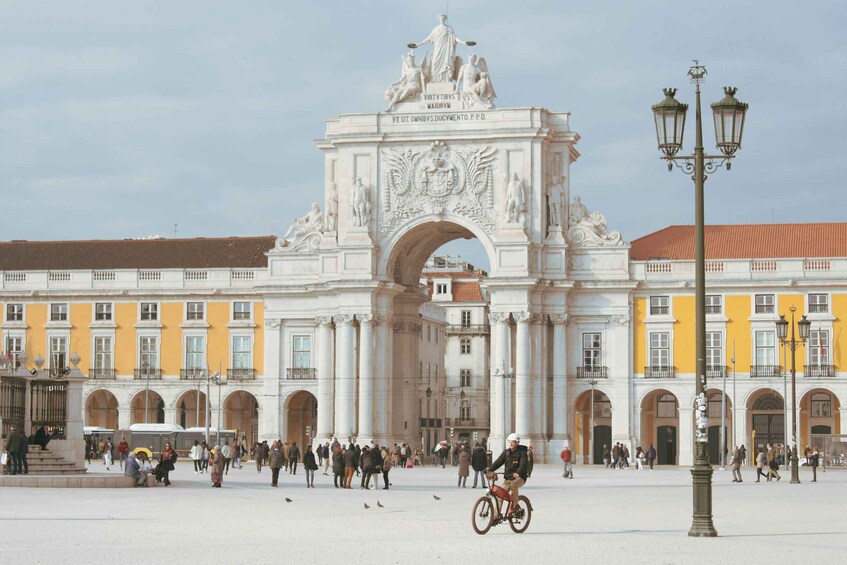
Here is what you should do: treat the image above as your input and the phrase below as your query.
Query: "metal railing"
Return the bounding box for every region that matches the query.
[0,376,25,438]
[30,380,67,440]
[88,368,116,380]
[576,366,608,379]
[749,365,782,378]
[286,368,316,380]
[706,365,727,378]
[649,306,669,315]
[227,368,256,380]
[445,325,490,335]
[644,366,676,379]
[134,368,162,380]
[48,367,70,378]
[180,368,207,380]
[804,365,836,378]
[754,305,775,314]
[808,304,829,314]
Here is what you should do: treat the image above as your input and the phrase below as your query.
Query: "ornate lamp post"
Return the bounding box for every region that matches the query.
[587,376,598,465]
[651,61,749,538]
[775,306,811,484]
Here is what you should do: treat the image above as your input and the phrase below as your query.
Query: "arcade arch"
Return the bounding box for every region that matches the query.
[284,390,317,448]
[799,388,841,445]
[224,390,258,447]
[130,390,164,424]
[574,389,612,464]
[84,389,119,429]
[640,390,678,465]
[175,389,207,429]
[748,390,785,454]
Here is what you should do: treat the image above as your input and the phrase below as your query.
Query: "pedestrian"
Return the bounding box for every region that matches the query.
[202,442,210,473]
[755,448,766,482]
[160,442,176,486]
[103,437,113,470]
[253,443,263,473]
[380,446,391,490]
[332,446,344,488]
[634,446,644,471]
[457,445,470,487]
[261,440,270,467]
[392,444,401,468]
[399,443,408,468]
[343,444,355,488]
[221,441,232,475]
[34,425,51,450]
[5,425,21,475]
[809,446,819,482]
[117,437,129,470]
[730,445,742,482]
[621,444,630,469]
[323,442,331,475]
[210,445,224,488]
[17,432,29,475]
[304,444,317,488]
[472,442,487,487]
[646,444,656,470]
[231,439,241,469]
[360,445,374,489]
[125,452,143,487]
[739,444,747,465]
[526,445,535,478]
[766,443,781,481]
[560,444,573,478]
[288,441,301,475]
[190,440,203,474]
[268,440,283,487]
[371,444,383,489]
[354,444,361,477]
[316,442,324,467]
[602,444,610,468]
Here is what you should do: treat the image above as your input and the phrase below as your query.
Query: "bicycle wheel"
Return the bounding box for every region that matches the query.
[508,496,532,533]
[471,496,495,535]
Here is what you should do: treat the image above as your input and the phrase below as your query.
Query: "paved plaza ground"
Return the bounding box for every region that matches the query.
[1,460,844,564]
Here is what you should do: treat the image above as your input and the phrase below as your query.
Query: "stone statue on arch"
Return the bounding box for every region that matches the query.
[351,178,372,228]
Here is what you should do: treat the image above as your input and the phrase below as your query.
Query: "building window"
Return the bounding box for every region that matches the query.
[232,336,252,369]
[705,295,722,315]
[460,401,471,420]
[459,338,471,355]
[657,394,677,418]
[94,337,112,369]
[95,303,112,321]
[754,294,775,314]
[650,332,670,367]
[809,330,829,365]
[5,336,22,368]
[50,336,67,369]
[187,302,205,321]
[50,303,68,322]
[808,294,828,314]
[427,325,431,342]
[435,283,448,295]
[461,310,472,328]
[139,336,159,369]
[755,331,775,365]
[707,332,722,367]
[460,369,472,387]
[707,393,725,418]
[185,336,205,369]
[811,393,831,418]
[5,304,23,322]
[582,333,602,368]
[233,302,251,320]
[649,296,669,316]
[141,303,158,321]
[293,336,311,368]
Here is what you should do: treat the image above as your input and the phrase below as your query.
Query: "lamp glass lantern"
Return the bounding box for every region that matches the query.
[710,87,749,157]
[651,88,688,157]
[776,315,789,341]
[797,315,811,341]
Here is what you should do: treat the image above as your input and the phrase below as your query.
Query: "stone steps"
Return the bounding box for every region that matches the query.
[3,447,87,476]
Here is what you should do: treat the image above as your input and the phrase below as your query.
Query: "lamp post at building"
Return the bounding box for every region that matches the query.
[587,376,597,465]
[776,306,811,484]
[651,61,748,538]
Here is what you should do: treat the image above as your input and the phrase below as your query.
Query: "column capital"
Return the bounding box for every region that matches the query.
[374,314,394,327]
[488,312,510,324]
[550,313,569,326]
[264,318,281,329]
[315,316,333,327]
[513,312,531,324]
[335,314,355,326]
[357,313,374,325]
[530,313,545,325]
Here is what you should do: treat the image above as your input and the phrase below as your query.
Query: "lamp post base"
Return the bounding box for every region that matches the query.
[689,443,718,537]
[790,449,801,484]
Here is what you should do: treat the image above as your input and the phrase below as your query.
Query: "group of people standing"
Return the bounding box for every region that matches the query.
[329,441,391,490]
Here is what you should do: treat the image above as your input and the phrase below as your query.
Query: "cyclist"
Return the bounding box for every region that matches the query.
[486,433,529,516]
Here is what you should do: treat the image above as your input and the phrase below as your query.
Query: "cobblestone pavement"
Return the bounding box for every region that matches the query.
[1,461,843,564]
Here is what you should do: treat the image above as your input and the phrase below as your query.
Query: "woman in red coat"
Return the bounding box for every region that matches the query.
[160,443,176,486]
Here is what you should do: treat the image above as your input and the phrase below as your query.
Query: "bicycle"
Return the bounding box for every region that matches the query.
[471,473,532,534]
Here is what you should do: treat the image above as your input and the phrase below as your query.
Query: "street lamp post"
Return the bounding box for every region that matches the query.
[587,376,597,465]
[651,61,748,538]
[719,365,727,470]
[776,306,811,484]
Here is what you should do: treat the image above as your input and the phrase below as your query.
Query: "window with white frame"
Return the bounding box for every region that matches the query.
[461,310,471,327]
[657,393,677,418]
[95,303,112,321]
[139,336,159,369]
[754,331,775,365]
[707,332,723,367]
[141,303,158,321]
[649,296,669,315]
[185,336,205,369]
[650,332,670,367]
[293,335,312,368]
[754,294,775,314]
[435,283,448,295]
[186,302,205,321]
[459,338,471,355]
[582,333,602,368]
[50,336,67,369]
[50,303,68,322]
[233,301,251,320]
[706,295,722,315]
[460,400,471,420]
[808,294,828,314]
[460,369,472,387]
[6,304,23,322]
[811,393,831,418]
[94,337,112,369]
[5,336,22,368]
[809,330,829,365]
[232,336,252,369]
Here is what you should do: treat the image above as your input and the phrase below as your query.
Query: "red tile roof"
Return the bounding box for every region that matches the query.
[452,281,484,302]
[630,224,847,261]
[0,236,277,271]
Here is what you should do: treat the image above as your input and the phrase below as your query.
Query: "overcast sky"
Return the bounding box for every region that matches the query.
[2,1,844,270]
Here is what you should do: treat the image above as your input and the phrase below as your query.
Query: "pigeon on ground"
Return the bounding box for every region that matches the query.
[364,503,370,509]
[377,501,384,508]
[285,498,293,503]
[433,495,441,501]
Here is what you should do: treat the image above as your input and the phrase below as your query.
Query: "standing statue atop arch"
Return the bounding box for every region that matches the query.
[547,175,565,227]
[351,178,372,228]
[504,173,525,224]
[408,14,475,83]
[325,182,338,232]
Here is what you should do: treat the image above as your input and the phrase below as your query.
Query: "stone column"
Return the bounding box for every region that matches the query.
[261,319,282,441]
[315,316,334,444]
[374,314,393,444]
[551,314,568,446]
[734,406,747,462]
[117,406,133,430]
[334,314,356,441]
[357,314,374,445]
[514,312,531,440]
[530,313,545,446]
[488,312,511,451]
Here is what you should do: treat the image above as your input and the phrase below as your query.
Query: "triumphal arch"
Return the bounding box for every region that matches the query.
[263,15,631,461]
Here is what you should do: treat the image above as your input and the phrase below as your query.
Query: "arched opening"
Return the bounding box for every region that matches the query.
[130,390,164,424]
[574,389,611,464]
[175,389,207,429]
[641,390,678,465]
[799,388,841,450]
[285,390,317,448]
[84,389,119,429]
[705,389,733,464]
[748,390,785,455]
[224,390,258,447]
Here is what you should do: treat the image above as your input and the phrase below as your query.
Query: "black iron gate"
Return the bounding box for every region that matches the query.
[0,376,26,438]
[30,379,67,439]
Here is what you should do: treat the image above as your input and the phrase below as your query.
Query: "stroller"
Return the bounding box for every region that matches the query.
[153,461,165,483]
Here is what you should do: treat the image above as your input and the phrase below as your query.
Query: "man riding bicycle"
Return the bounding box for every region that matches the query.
[486,433,528,516]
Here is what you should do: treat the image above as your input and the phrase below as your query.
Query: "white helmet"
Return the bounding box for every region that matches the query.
[507,433,520,443]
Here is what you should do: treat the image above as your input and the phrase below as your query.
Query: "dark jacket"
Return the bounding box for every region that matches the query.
[372,447,384,470]
[303,451,317,471]
[5,430,20,453]
[361,449,374,472]
[344,448,355,468]
[489,445,529,481]
[471,446,487,471]
[332,451,345,474]
[288,444,300,461]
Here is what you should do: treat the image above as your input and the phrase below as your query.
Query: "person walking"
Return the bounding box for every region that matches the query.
[343,444,355,489]
[810,446,819,482]
[103,438,113,471]
[303,444,317,488]
[4,425,21,475]
[117,438,129,471]
[634,446,644,471]
[323,442,331,475]
[380,445,391,490]
[221,441,232,475]
[370,444,383,490]
[160,442,176,486]
[646,444,656,470]
[360,445,374,489]
[253,443,263,473]
[457,445,470,487]
[201,442,210,473]
[730,445,743,482]
[560,444,573,478]
[288,441,301,475]
[766,444,781,481]
[210,445,224,488]
[190,440,203,474]
[17,433,29,475]
[268,440,283,487]
[332,446,344,488]
[471,443,487,487]
[739,444,747,465]
[602,444,610,468]
[755,448,766,482]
